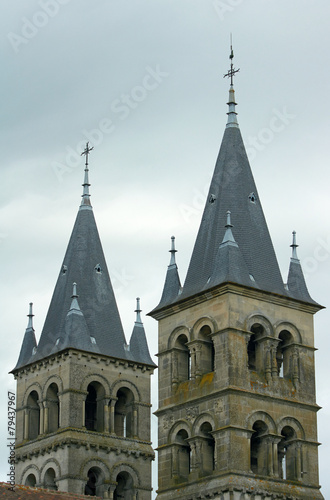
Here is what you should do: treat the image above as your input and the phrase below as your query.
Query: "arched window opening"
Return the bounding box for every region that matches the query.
[248,324,264,372]
[84,467,104,497]
[174,429,191,481]
[199,326,215,374]
[278,426,297,480]
[27,391,40,440]
[44,468,57,491]
[114,388,135,438]
[250,420,268,475]
[114,471,134,500]
[25,473,36,487]
[46,383,59,433]
[247,333,256,370]
[200,422,215,474]
[85,382,105,432]
[276,331,294,378]
[175,334,190,382]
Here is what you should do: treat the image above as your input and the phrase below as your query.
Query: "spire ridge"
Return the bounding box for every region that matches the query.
[290,231,299,261]
[223,37,239,128]
[169,236,177,267]
[27,302,34,329]
[80,142,93,210]
[135,297,142,324]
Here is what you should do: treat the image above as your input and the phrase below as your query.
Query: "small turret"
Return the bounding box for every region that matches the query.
[13,303,37,370]
[151,236,182,311]
[287,231,316,303]
[129,298,155,366]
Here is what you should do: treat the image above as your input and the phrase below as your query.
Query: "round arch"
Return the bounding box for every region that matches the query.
[246,314,274,337]
[21,465,40,487]
[274,321,302,344]
[168,420,192,443]
[80,373,110,395]
[277,416,305,440]
[110,379,140,402]
[192,412,216,435]
[80,457,110,481]
[246,411,276,434]
[191,316,218,341]
[40,459,61,483]
[42,375,64,399]
[110,462,140,486]
[22,383,42,407]
[168,325,191,350]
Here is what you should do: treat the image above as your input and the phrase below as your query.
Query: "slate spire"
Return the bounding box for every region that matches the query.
[152,236,182,310]
[14,152,132,368]
[176,50,287,301]
[13,303,37,370]
[129,298,155,366]
[287,231,316,303]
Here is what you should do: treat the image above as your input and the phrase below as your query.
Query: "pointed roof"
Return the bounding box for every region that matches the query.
[13,151,154,369]
[13,303,37,370]
[206,211,259,290]
[152,236,182,311]
[50,283,100,354]
[287,231,316,303]
[176,55,288,300]
[129,298,156,366]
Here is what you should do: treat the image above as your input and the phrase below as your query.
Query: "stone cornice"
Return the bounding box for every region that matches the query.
[150,282,323,321]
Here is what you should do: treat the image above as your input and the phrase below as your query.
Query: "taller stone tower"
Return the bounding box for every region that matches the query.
[12,145,155,499]
[150,50,324,499]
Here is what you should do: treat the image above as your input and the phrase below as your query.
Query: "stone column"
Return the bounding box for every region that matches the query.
[104,402,109,433]
[133,405,138,438]
[172,445,179,476]
[58,394,62,428]
[296,441,302,480]
[38,402,44,435]
[195,344,202,383]
[109,399,117,434]
[43,402,49,434]
[190,347,196,381]
[171,351,178,390]
[24,410,29,440]
[82,398,85,428]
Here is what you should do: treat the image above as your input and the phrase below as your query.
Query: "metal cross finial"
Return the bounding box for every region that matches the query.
[81,142,94,167]
[223,36,240,86]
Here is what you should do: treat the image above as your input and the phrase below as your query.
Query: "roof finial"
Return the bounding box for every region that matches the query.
[68,282,82,314]
[80,142,94,209]
[290,231,299,261]
[220,210,237,246]
[223,36,239,128]
[169,236,177,267]
[135,297,142,324]
[27,302,34,329]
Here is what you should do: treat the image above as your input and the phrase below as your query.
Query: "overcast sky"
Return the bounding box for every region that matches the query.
[1,1,329,497]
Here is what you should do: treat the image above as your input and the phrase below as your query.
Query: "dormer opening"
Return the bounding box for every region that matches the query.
[94,264,102,274]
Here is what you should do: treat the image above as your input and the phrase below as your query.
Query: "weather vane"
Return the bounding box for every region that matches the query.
[81,141,94,167]
[223,35,240,86]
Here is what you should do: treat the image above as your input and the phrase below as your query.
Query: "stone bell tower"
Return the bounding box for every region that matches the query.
[12,144,156,499]
[149,48,324,500]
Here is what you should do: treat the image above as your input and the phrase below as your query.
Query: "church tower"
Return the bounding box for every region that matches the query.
[150,49,324,499]
[12,145,155,499]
